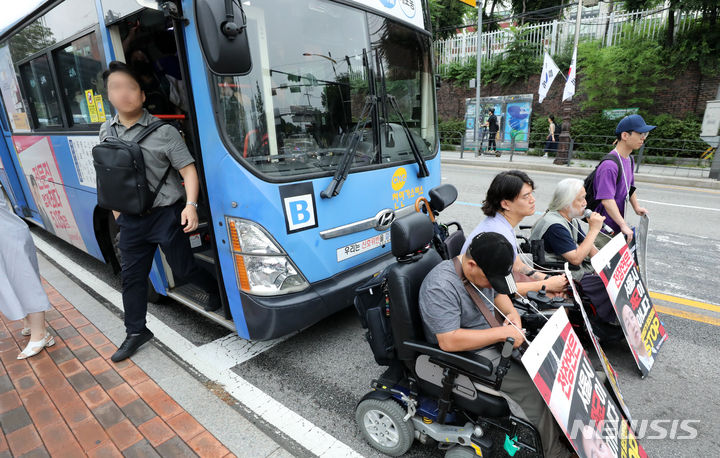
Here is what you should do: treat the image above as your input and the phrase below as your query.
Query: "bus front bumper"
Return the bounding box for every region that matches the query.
[239,251,395,340]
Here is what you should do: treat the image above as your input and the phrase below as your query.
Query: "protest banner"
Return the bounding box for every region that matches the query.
[522,309,646,458]
[591,234,668,377]
[565,263,633,422]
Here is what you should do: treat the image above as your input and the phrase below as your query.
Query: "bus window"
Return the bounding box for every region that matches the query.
[18,55,63,128]
[211,0,438,181]
[213,0,372,178]
[54,33,107,125]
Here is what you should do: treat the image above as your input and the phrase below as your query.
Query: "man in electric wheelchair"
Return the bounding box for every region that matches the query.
[419,232,572,458]
[354,212,573,457]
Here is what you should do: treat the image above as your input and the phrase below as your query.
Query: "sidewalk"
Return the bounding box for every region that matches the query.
[0,274,289,457]
[441,150,720,190]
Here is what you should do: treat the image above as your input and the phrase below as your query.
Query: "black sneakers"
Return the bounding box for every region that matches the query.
[111,329,154,362]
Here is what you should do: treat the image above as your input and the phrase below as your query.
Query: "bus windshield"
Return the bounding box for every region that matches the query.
[212,0,437,180]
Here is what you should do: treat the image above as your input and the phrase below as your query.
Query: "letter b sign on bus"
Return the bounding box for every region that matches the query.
[280,183,319,233]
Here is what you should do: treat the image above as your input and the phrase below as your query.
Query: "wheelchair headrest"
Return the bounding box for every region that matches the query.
[428,184,458,213]
[391,212,433,259]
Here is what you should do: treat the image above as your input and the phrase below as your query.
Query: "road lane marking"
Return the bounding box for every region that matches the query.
[643,183,720,195]
[639,199,720,212]
[655,305,720,327]
[31,235,360,458]
[649,291,720,313]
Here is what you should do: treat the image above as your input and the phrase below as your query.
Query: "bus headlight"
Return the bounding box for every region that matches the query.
[225,217,309,295]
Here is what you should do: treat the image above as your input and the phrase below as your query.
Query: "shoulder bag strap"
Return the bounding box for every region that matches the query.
[452,257,502,328]
[133,120,168,144]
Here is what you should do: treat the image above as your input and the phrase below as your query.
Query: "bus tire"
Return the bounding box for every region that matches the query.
[107,212,161,303]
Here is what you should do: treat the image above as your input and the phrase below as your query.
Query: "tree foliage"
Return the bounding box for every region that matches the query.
[428,0,476,39]
[577,32,666,111]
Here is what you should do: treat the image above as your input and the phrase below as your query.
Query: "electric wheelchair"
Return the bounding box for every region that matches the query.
[353,212,546,457]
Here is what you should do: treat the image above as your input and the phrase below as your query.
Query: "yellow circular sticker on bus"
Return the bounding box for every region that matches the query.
[391,167,407,191]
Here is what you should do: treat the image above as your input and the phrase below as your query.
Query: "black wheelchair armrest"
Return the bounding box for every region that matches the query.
[518,225,532,231]
[403,340,494,377]
[444,221,463,232]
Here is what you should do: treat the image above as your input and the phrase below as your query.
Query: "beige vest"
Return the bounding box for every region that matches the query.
[530,211,595,281]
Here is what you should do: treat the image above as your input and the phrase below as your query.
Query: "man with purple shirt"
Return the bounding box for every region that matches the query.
[593,115,653,248]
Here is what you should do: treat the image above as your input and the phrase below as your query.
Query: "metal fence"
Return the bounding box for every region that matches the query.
[435,7,703,71]
[439,129,714,178]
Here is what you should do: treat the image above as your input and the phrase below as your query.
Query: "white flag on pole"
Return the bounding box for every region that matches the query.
[538,51,560,103]
[562,46,577,101]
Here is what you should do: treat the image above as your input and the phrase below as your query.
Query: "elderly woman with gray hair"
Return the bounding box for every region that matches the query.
[529,178,618,325]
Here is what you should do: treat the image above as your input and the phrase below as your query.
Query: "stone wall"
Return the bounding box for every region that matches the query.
[437,65,720,122]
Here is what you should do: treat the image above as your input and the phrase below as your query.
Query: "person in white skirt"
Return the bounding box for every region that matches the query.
[0,186,54,359]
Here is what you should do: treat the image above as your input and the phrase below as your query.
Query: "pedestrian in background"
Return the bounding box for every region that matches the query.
[544,115,557,157]
[0,186,55,359]
[485,108,499,156]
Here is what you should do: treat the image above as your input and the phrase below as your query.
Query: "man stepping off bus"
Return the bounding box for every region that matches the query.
[99,61,220,362]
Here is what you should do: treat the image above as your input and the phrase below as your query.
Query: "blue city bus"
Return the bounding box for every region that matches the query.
[0,0,440,340]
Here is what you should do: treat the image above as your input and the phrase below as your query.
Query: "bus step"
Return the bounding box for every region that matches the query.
[166,283,235,331]
[193,250,215,264]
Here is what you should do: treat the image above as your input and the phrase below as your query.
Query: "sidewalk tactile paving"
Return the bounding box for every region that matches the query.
[0,280,233,457]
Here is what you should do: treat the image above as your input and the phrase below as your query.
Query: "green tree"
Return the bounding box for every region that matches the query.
[428,0,477,39]
[9,21,54,62]
[577,34,666,111]
[509,0,562,24]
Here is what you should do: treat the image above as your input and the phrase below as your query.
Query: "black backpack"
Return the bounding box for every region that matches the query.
[93,121,172,215]
[583,153,633,212]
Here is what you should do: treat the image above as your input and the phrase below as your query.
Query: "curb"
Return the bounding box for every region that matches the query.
[441,159,720,190]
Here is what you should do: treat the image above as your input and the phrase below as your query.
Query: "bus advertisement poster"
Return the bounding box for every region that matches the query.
[564,263,633,423]
[591,234,668,377]
[13,136,87,251]
[522,308,646,458]
[66,136,98,189]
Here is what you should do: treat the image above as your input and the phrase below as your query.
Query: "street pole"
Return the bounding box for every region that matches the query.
[474,0,482,156]
[555,0,582,165]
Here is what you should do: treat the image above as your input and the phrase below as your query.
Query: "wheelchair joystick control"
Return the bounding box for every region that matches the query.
[537,285,547,299]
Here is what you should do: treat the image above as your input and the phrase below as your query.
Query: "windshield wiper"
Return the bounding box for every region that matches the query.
[376,54,429,178]
[320,50,376,199]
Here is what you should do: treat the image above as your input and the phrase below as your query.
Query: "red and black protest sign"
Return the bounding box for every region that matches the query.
[592,234,668,377]
[565,263,633,423]
[522,309,647,458]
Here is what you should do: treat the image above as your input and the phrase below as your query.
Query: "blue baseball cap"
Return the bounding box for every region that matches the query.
[615,114,656,135]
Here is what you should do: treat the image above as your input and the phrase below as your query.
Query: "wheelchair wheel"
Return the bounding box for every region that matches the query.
[355,398,414,456]
[445,445,481,458]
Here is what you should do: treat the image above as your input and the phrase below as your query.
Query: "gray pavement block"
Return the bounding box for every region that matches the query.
[0,406,33,434]
[120,398,157,427]
[67,370,98,392]
[154,436,198,458]
[92,401,125,429]
[121,439,161,458]
[95,368,125,391]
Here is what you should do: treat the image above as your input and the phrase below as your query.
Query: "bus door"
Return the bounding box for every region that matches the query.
[0,96,31,213]
[103,5,230,328]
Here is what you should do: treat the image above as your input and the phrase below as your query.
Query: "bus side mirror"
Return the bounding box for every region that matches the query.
[435,74,442,89]
[195,0,252,75]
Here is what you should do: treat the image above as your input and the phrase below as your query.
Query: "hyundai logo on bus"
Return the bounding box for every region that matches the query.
[279,182,318,233]
[374,209,395,231]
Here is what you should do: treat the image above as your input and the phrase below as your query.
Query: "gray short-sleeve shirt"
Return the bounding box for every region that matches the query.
[99,109,194,208]
[418,260,498,344]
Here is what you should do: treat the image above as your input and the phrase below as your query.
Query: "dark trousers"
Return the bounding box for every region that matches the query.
[488,130,497,151]
[579,273,615,323]
[117,202,218,334]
